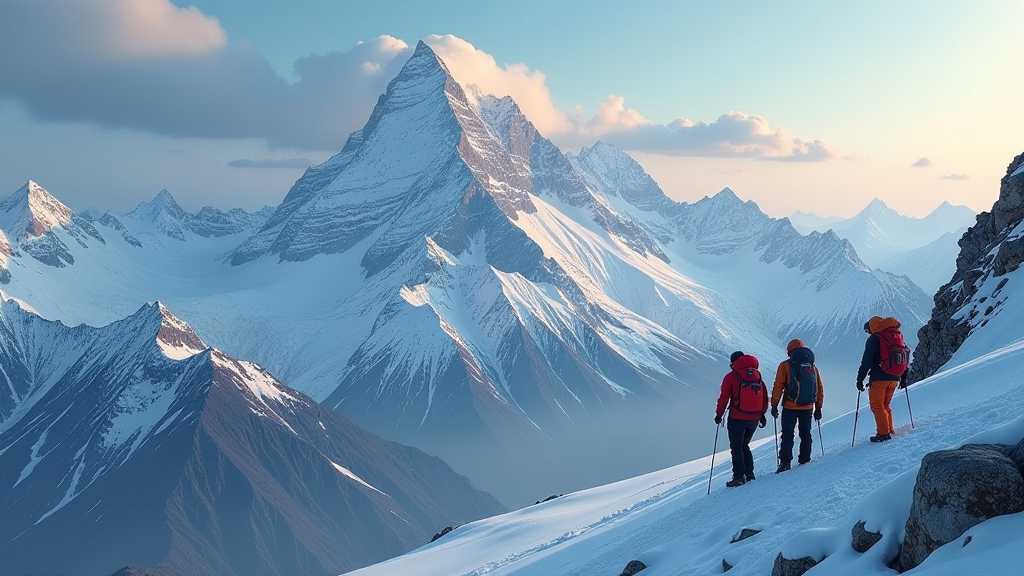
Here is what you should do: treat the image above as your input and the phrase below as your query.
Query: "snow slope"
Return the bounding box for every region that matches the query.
[346,276,1024,576]
[877,229,968,295]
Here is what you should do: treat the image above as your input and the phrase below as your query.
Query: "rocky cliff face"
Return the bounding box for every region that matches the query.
[910,151,1024,381]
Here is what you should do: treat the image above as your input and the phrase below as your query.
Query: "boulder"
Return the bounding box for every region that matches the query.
[897,443,1024,572]
[731,527,761,543]
[1004,437,1024,475]
[851,520,882,553]
[771,553,818,576]
[619,559,646,576]
[722,558,733,571]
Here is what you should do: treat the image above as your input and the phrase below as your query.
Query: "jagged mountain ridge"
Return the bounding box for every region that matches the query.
[123,189,273,241]
[788,197,976,294]
[910,151,1024,381]
[0,295,503,576]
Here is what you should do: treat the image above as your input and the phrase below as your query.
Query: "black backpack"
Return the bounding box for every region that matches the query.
[786,347,818,406]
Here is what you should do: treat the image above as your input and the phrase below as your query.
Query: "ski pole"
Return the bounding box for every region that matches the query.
[817,418,824,456]
[852,390,861,447]
[773,415,779,468]
[707,420,721,495]
[905,384,915,429]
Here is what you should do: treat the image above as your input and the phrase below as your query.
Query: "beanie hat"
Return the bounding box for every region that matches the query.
[786,339,805,354]
[863,321,871,332]
[729,351,744,364]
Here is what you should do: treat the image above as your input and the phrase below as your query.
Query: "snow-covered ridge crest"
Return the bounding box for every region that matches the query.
[124,189,274,241]
[155,302,207,360]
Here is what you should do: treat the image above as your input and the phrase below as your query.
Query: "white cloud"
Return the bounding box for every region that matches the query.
[941,173,970,180]
[0,3,835,162]
[912,157,934,168]
[424,35,836,162]
[424,34,573,136]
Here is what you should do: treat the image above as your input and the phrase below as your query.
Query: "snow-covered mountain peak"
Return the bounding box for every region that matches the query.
[153,302,207,360]
[568,141,670,212]
[0,180,75,240]
[127,189,188,223]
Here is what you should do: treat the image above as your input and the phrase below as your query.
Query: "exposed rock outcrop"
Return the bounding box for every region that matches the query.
[851,520,883,553]
[910,151,1024,381]
[731,527,761,543]
[771,553,818,576]
[896,442,1024,572]
[619,559,646,576]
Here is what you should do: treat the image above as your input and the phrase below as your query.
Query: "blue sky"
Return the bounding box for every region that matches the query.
[0,0,1020,217]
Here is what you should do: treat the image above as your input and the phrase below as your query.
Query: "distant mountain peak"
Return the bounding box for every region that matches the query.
[0,180,75,239]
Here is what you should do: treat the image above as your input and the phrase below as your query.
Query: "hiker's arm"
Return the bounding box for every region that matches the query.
[856,335,875,383]
[715,374,731,417]
[815,365,824,409]
[770,362,786,406]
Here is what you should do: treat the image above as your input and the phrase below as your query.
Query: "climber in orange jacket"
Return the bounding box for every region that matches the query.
[857,316,910,443]
[770,339,824,472]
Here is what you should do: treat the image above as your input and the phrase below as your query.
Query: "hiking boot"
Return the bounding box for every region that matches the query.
[798,459,810,466]
[725,476,746,488]
[869,433,892,443]
[775,462,791,474]
[745,473,756,482]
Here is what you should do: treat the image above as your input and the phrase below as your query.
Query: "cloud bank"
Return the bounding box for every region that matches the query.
[228,158,313,169]
[0,1,836,161]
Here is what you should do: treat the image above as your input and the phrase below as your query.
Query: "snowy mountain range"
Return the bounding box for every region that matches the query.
[790,199,976,294]
[344,150,1024,576]
[0,294,503,576]
[0,42,932,507]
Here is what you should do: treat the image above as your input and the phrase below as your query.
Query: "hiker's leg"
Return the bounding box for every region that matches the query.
[779,409,797,464]
[741,420,757,476]
[883,381,897,434]
[727,418,746,479]
[797,409,813,464]
[868,383,889,435]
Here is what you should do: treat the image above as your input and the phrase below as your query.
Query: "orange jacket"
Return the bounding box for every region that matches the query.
[771,360,824,410]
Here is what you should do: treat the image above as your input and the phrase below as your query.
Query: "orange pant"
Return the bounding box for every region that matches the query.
[869,380,898,435]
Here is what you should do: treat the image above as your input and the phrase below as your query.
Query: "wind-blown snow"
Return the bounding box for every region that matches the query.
[330,460,388,496]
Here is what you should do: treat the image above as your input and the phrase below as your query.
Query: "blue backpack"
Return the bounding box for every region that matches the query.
[786,347,818,406]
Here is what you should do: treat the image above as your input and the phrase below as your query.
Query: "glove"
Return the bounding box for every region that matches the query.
[898,378,908,389]
[856,380,864,392]
[759,416,767,428]
[771,405,779,419]
[813,408,822,421]
[714,414,723,425]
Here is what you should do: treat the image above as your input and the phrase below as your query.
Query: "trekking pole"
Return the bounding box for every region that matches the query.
[905,385,915,429]
[773,416,779,468]
[707,421,721,495]
[852,390,861,447]
[817,418,825,456]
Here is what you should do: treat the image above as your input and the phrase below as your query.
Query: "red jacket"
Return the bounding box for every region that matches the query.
[715,354,769,421]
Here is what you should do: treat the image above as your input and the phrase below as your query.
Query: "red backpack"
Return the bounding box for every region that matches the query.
[731,366,765,417]
[876,325,910,376]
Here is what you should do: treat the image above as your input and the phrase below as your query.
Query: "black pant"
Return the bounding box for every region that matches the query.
[727,417,758,478]
[779,408,813,465]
